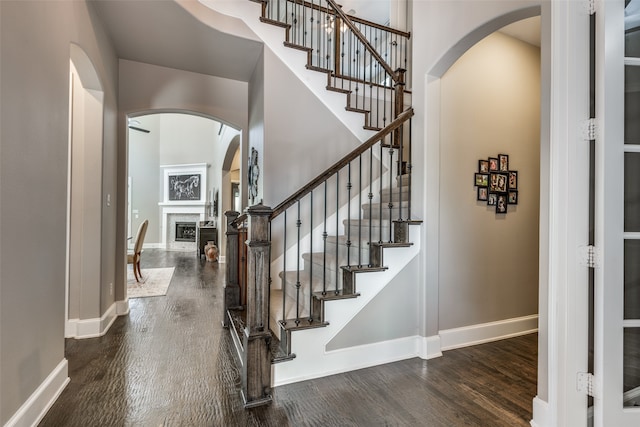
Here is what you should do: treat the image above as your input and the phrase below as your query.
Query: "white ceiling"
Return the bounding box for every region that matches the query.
[91,0,263,82]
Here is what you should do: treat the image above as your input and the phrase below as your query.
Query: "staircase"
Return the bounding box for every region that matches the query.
[221,0,420,408]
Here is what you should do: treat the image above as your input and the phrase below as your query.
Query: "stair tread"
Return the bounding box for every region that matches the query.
[370,241,413,248]
[260,17,290,29]
[342,265,388,273]
[346,106,370,114]
[327,86,351,94]
[312,290,360,301]
[306,65,332,74]
[279,318,329,332]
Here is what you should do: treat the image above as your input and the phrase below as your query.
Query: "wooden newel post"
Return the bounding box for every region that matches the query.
[223,211,240,328]
[242,204,273,408]
[393,68,406,149]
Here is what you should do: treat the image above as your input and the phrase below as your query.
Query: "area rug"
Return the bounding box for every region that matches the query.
[127,266,175,298]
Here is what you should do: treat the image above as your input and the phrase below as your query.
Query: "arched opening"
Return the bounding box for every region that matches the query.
[423,6,545,408]
[438,17,541,341]
[66,44,106,338]
[124,111,243,289]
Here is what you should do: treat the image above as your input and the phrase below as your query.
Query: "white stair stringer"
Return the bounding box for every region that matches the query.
[199,0,376,142]
[272,225,420,386]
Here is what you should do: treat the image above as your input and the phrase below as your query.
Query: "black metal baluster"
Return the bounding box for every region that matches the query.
[335,171,339,294]
[368,146,374,265]
[309,191,313,322]
[408,117,413,220]
[358,154,363,267]
[388,145,395,243]
[295,201,301,325]
[398,119,404,222]
[282,210,287,325]
[309,1,314,67]
[302,0,307,48]
[379,139,383,243]
[322,181,328,295]
[346,162,352,267]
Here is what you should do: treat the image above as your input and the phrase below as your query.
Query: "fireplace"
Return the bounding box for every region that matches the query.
[175,222,196,242]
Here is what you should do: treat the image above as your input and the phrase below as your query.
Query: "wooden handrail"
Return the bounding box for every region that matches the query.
[231,212,248,228]
[270,107,413,220]
[325,0,399,83]
[278,0,410,38]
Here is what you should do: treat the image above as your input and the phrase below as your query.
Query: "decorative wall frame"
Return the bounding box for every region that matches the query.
[248,147,260,204]
[168,174,201,201]
[474,154,518,214]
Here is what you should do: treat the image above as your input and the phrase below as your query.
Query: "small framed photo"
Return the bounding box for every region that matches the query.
[479,160,490,173]
[490,173,509,193]
[508,171,518,190]
[477,187,488,201]
[496,194,508,213]
[498,154,509,172]
[475,173,489,187]
[488,192,498,206]
[508,190,518,205]
[489,157,499,171]
[496,173,508,192]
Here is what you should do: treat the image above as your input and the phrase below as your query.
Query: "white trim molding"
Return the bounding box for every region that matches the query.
[439,314,539,351]
[117,299,130,316]
[4,359,69,427]
[273,335,421,387]
[531,396,550,427]
[66,302,118,339]
[419,335,443,360]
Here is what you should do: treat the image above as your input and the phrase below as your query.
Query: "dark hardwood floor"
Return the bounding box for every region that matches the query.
[40,249,537,427]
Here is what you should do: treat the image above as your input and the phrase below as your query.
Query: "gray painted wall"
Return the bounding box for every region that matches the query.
[438,32,540,330]
[262,46,363,207]
[0,0,118,422]
[129,115,161,244]
[327,258,420,350]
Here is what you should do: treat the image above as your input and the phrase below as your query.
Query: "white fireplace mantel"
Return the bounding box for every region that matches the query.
[159,163,209,248]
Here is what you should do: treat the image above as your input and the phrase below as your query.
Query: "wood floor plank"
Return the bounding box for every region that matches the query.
[39,249,536,426]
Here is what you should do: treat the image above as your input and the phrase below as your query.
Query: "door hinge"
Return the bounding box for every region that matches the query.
[578,245,601,268]
[586,0,597,15]
[583,118,597,141]
[577,372,598,397]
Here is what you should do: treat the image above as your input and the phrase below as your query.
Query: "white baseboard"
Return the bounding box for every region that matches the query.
[439,314,538,351]
[142,243,165,249]
[273,335,420,387]
[4,359,69,427]
[116,299,130,316]
[418,335,443,360]
[66,302,118,339]
[530,396,549,427]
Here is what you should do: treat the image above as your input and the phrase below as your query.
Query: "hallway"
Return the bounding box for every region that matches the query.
[40,249,536,426]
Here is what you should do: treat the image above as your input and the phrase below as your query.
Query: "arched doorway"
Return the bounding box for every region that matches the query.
[422,5,546,423]
[124,111,243,281]
[66,44,106,338]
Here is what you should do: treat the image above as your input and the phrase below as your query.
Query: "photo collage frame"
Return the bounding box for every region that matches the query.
[474,154,518,214]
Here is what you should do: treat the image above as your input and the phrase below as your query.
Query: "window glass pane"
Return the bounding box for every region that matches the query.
[627,0,640,57]
[625,240,640,319]
[625,66,640,144]
[624,328,640,407]
[624,153,640,230]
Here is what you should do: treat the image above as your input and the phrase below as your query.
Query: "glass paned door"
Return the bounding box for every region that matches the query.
[623,0,640,412]
[595,0,640,424]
